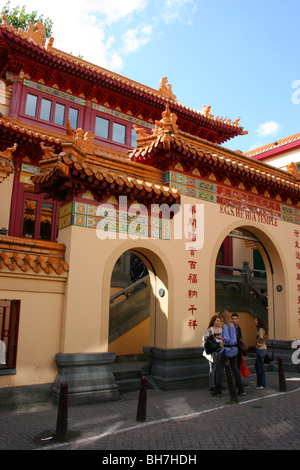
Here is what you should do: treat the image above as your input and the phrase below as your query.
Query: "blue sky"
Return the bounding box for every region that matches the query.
[3,0,300,153]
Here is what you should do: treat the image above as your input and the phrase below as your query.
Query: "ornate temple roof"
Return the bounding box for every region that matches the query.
[130,106,300,200]
[0,17,246,145]
[29,123,180,206]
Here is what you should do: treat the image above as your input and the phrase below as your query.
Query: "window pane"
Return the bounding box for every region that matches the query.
[112,122,126,144]
[95,116,109,139]
[39,202,53,241]
[25,94,37,117]
[68,107,78,129]
[22,200,37,238]
[131,128,138,147]
[54,103,65,125]
[40,98,52,121]
[0,299,20,369]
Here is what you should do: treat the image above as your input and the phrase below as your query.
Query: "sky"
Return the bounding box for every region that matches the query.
[2,0,300,153]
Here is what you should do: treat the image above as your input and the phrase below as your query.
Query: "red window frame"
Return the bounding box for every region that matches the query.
[93,111,137,149]
[20,193,58,242]
[0,300,20,373]
[8,168,59,242]
[21,89,82,131]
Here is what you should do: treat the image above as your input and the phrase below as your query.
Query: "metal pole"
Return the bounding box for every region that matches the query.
[55,382,68,442]
[278,356,287,392]
[136,376,147,422]
[225,362,239,403]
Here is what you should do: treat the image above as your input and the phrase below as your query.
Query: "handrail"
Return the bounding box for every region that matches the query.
[110,275,149,304]
[216,263,266,278]
[110,263,266,304]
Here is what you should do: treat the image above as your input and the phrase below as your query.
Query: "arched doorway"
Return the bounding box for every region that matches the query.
[100,243,170,357]
[109,251,150,357]
[214,224,287,344]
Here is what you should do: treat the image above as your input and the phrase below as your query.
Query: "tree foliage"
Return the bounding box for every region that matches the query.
[1,1,53,39]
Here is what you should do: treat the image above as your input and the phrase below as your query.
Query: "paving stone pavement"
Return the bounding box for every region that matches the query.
[1,371,300,451]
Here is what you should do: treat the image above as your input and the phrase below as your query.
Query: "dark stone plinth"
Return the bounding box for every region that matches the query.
[142,346,208,390]
[52,352,119,405]
[267,340,299,371]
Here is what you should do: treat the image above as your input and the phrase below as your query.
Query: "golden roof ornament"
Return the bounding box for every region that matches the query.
[287,162,300,180]
[65,119,95,155]
[159,77,177,101]
[201,105,214,118]
[2,14,54,49]
[155,104,178,134]
[0,143,16,183]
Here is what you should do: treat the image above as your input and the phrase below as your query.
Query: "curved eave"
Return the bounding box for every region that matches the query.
[0,116,63,153]
[130,134,300,197]
[0,25,244,142]
[31,155,180,205]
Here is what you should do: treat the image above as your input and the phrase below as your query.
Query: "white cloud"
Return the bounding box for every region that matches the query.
[122,25,153,53]
[255,121,280,136]
[89,0,148,25]
[2,0,196,71]
[159,0,197,25]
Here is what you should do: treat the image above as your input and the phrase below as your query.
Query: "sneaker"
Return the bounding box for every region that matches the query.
[238,391,246,396]
[211,390,222,396]
[255,386,264,390]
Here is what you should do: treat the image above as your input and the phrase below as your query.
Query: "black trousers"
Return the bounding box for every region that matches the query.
[215,352,244,393]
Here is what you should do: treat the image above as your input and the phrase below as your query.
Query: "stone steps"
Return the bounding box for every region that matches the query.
[111,353,273,393]
[111,360,147,392]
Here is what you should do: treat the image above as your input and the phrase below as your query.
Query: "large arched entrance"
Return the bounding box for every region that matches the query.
[108,250,150,357]
[214,224,287,344]
[100,243,171,357]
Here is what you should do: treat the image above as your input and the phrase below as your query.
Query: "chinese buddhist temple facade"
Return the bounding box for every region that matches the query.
[0,17,299,405]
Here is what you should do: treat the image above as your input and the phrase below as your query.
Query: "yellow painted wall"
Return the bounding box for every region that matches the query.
[0,80,11,116]
[56,192,297,358]
[108,318,150,356]
[0,273,66,389]
[0,173,13,231]
[0,188,298,391]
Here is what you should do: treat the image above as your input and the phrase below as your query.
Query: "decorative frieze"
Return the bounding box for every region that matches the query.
[164,169,300,226]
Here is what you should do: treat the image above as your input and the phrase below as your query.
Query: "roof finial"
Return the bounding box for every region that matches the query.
[159,77,176,101]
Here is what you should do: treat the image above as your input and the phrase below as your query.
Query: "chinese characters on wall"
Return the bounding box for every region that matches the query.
[187,205,198,331]
[294,229,300,328]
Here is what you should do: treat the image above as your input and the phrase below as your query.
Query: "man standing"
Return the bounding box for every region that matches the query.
[231,313,243,370]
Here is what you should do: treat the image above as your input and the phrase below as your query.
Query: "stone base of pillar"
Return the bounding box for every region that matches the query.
[142,346,208,391]
[52,352,119,405]
[267,340,299,371]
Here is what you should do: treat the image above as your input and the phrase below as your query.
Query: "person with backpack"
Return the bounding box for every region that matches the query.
[203,315,223,393]
[212,310,246,397]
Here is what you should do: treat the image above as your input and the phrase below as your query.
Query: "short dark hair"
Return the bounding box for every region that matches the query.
[231,313,239,318]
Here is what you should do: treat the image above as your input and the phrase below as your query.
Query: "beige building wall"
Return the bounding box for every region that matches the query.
[0,80,11,117]
[257,148,300,171]
[0,188,298,391]
[56,193,298,358]
[0,272,66,389]
[0,173,13,231]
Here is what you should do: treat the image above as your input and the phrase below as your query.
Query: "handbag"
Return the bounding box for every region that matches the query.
[238,338,248,352]
[204,335,221,355]
[240,355,250,377]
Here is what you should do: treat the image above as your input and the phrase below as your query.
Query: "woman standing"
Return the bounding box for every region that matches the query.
[254,317,268,389]
[203,315,222,392]
[212,310,245,397]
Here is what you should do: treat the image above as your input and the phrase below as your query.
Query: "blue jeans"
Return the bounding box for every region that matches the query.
[255,349,267,387]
